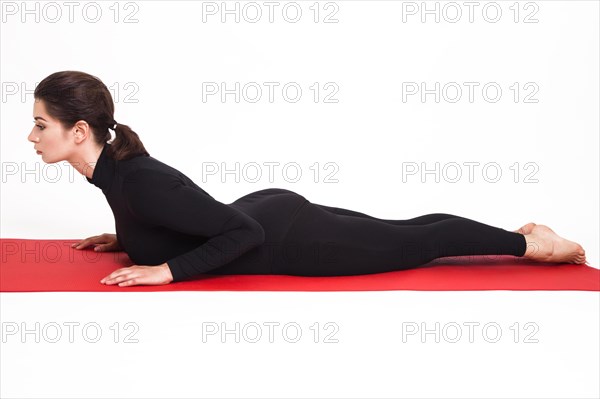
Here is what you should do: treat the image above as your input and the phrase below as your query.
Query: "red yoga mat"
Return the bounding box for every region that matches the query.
[1,238,598,292]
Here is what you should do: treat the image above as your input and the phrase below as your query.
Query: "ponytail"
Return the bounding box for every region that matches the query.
[107,122,150,161]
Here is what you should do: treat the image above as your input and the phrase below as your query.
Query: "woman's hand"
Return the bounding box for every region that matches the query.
[72,233,122,252]
[100,263,174,287]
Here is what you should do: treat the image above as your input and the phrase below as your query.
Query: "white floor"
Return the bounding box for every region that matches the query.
[2,290,598,398]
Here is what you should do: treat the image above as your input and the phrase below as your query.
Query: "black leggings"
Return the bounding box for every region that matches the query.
[272,202,528,276]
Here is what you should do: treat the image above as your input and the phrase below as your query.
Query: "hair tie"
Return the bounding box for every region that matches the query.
[109,121,118,131]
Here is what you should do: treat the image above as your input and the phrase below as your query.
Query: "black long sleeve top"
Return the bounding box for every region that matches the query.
[86,142,266,282]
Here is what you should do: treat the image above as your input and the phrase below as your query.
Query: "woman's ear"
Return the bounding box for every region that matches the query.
[71,120,91,143]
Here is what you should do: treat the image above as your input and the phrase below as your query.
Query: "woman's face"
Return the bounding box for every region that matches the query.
[28,99,74,163]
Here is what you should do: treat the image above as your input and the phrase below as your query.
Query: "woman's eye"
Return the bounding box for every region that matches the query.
[36,124,44,130]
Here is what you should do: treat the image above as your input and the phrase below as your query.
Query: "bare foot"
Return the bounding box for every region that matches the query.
[523,224,586,264]
[513,222,537,235]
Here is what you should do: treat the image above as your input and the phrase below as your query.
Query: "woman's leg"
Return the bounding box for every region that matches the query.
[277,203,527,276]
[311,203,465,225]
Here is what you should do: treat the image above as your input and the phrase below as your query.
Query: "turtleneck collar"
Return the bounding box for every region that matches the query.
[86,142,115,191]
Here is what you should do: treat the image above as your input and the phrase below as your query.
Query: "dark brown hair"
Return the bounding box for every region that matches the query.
[34,71,149,161]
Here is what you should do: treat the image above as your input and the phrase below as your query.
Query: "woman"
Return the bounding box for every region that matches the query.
[28,71,587,287]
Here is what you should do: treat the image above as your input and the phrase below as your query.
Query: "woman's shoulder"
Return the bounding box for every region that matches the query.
[120,156,186,189]
[118,156,213,199]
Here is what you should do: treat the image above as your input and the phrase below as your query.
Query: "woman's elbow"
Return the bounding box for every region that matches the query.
[225,213,266,248]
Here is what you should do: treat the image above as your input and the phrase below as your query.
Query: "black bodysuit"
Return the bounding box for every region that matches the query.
[87,143,527,282]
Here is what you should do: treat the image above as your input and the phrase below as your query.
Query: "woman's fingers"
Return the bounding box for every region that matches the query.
[72,240,89,249]
[106,271,142,287]
[117,278,139,287]
[100,265,171,287]
[93,243,113,252]
[102,273,131,284]
[101,268,135,284]
[72,233,115,250]
[72,236,100,249]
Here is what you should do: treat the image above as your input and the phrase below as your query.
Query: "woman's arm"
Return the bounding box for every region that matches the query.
[123,169,265,282]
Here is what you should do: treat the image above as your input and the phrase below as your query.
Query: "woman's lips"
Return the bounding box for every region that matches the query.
[36,151,42,154]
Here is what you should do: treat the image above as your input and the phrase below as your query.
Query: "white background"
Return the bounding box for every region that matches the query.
[1,1,599,398]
